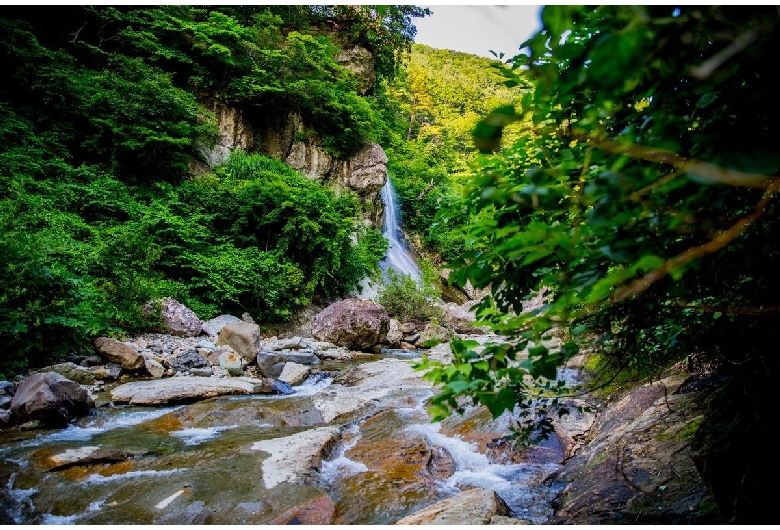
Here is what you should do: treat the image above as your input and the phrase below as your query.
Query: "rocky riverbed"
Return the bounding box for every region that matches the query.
[0,297,726,524]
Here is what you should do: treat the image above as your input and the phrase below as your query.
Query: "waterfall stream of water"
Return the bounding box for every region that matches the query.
[379,178,422,282]
[356,178,421,299]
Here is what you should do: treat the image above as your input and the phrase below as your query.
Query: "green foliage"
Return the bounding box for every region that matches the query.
[381,45,528,262]
[425,6,780,451]
[377,268,443,324]
[0,6,416,378]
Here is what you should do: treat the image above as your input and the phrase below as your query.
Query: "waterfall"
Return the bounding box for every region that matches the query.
[379,178,422,283]
[355,178,421,299]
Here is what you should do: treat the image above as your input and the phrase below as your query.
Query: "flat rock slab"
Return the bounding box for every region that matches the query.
[110,376,267,405]
[44,446,136,471]
[394,488,513,525]
[252,426,341,489]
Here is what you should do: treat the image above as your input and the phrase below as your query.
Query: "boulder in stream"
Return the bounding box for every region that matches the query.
[10,372,94,427]
[252,426,341,488]
[393,488,514,525]
[311,298,389,351]
[109,375,288,405]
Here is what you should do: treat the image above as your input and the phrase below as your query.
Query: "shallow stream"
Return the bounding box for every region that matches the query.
[0,352,569,524]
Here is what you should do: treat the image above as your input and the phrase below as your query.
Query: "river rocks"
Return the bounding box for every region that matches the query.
[143,297,204,337]
[93,337,145,370]
[10,372,94,427]
[168,350,209,374]
[441,300,485,335]
[109,376,280,405]
[278,363,311,386]
[251,426,341,488]
[256,350,320,378]
[219,350,244,376]
[202,314,242,341]
[44,446,135,471]
[416,323,449,347]
[0,382,13,428]
[39,362,95,385]
[267,494,337,525]
[394,488,514,525]
[216,321,261,363]
[385,318,403,348]
[311,298,389,351]
[144,358,166,379]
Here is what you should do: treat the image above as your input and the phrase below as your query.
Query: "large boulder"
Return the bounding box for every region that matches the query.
[216,321,262,363]
[10,372,94,427]
[251,426,341,488]
[93,337,145,370]
[311,299,389,351]
[201,314,242,342]
[143,297,204,337]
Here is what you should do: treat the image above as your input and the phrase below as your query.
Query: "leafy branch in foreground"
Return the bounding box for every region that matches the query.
[419,5,780,446]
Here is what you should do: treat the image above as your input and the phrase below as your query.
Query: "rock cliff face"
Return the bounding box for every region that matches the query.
[197,104,386,226]
[195,42,384,226]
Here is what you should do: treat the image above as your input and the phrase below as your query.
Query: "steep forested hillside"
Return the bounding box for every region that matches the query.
[380,44,528,263]
[0,5,427,377]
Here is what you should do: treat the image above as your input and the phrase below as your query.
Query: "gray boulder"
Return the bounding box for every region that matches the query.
[311,298,389,351]
[144,359,166,379]
[440,301,485,335]
[0,380,15,396]
[216,321,261,363]
[169,350,209,373]
[39,362,95,385]
[201,314,241,341]
[218,350,244,376]
[278,362,311,386]
[10,372,94,427]
[110,376,286,405]
[256,350,320,378]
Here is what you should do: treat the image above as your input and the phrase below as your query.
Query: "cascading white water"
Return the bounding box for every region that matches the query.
[355,177,422,299]
[379,178,422,283]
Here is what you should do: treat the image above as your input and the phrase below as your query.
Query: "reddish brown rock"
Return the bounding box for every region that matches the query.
[311,298,389,351]
[143,297,204,337]
[267,494,336,525]
[10,372,94,427]
[93,337,145,370]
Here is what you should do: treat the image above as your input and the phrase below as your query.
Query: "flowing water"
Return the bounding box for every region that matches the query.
[356,178,422,299]
[0,352,571,524]
[379,177,422,283]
